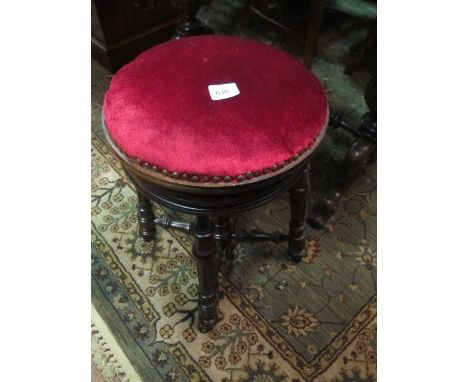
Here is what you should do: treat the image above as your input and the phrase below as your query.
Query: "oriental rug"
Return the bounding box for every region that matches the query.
[91,71,376,382]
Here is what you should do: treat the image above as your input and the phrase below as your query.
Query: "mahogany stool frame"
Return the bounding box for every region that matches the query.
[102,116,327,330]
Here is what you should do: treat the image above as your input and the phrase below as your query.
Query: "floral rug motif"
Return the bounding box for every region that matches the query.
[91,62,376,382]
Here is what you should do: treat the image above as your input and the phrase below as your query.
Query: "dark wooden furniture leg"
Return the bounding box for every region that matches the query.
[308,139,375,229]
[308,76,376,229]
[288,164,310,262]
[137,190,156,241]
[192,216,219,330]
[303,0,326,68]
[214,216,232,257]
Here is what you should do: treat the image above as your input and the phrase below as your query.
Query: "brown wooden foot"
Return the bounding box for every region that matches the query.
[308,139,375,229]
[193,216,219,331]
[288,164,310,263]
[137,190,156,242]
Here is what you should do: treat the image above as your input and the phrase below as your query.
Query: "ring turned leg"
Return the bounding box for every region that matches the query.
[214,216,234,259]
[193,216,219,330]
[288,164,310,262]
[137,190,156,242]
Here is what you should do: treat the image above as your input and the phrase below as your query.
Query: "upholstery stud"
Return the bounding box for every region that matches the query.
[103,35,328,182]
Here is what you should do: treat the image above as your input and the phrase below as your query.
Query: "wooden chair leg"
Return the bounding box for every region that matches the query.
[303,0,326,68]
[308,139,375,229]
[288,164,310,262]
[193,216,219,330]
[213,215,233,257]
[137,189,156,242]
[238,0,254,32]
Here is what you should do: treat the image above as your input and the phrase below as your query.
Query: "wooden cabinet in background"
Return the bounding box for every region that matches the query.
[92,0,180,72]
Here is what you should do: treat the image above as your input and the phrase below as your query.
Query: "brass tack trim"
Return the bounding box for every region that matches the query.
[103,105,328,185]
[128,136,322,184]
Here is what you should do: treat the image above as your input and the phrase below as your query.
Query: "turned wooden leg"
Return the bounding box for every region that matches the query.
[193,216,219,330]
[214,216,234,259]
[288,164,310,263]
[307,139,375,229]
[137,189,156,242]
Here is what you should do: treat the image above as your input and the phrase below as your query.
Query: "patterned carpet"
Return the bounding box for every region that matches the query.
[91,3,376,381]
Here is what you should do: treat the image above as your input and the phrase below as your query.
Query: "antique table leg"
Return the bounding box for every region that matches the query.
[288,164,310,262]
[193,216,219,330]
[137,189,156,242]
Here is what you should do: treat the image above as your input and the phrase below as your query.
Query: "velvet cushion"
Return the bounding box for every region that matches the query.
[104,35,328,181]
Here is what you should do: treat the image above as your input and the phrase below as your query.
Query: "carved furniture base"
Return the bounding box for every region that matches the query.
[131,162,312,330]
[308,77,376,229]
[307,139,375,229]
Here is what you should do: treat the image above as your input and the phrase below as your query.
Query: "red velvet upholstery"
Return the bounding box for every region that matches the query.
[104,35,328,181]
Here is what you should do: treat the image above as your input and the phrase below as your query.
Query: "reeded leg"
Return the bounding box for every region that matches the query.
[137,189,156,242]
[193,216,219,330]
[288,164,310,262]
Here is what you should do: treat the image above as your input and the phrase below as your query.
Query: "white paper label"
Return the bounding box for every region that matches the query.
[208,83,240,101]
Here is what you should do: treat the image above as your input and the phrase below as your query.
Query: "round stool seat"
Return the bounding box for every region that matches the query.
[104,35,328,185]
